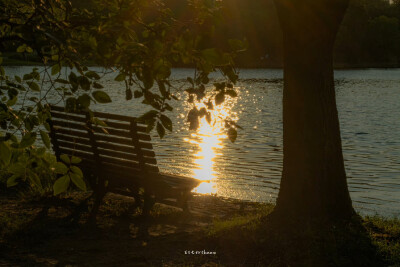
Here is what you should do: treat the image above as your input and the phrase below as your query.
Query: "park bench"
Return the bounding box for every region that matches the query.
[48,105,201,220]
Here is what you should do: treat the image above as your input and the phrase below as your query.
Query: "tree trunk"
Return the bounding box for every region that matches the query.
[272,0,354,220]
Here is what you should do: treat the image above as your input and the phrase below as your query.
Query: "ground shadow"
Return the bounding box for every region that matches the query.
[0,194,391,267]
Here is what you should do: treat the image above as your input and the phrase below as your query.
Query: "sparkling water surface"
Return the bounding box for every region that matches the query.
[5,67,400,216]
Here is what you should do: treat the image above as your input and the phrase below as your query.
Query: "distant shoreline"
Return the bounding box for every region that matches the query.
[2,59,399,70]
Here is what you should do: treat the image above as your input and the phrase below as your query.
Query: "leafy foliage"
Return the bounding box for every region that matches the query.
[0,0,244,196]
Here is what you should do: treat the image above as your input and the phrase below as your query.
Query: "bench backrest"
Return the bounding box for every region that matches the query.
[48,105,159,179]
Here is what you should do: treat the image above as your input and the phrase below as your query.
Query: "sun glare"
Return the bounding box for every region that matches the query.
[184,94,238,195]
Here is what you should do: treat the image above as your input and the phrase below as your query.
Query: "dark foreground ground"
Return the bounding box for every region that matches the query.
[0,193,399,267]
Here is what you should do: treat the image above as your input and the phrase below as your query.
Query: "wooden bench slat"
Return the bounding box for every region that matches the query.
[55,135,156,158]
[99,120,130,130]
[53,128,153,151]
[79,160,161,185]
[58,147,159,172]
[93,134,153,150]
[58,141,156,165]
[52,119,151,140]
[92,110,137,122]
[50,111,87,123]
[97,148,157,165]
[54,128,89,139]
[58,140,93,154]
[51,118,142,138]
[52,120,88,131]
[95,141,156,158]
[51,109,149,133]
[54,134,92,146]
[98,155,159,172]
[50,105,145,126]
[91,126,151,141]
[101,120,147,133]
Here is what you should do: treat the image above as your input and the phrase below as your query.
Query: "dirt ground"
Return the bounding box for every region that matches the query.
[0,193,263,266]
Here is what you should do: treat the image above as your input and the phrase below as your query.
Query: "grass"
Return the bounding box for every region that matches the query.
[364,216,400,265]
[0,194,399,266]
[207,207,400,266]
[207,204,274,236]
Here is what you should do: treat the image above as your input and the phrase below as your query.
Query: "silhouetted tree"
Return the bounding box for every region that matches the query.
[272,0,354,221]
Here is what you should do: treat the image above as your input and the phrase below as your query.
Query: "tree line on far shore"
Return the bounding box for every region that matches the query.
[3,0,399,68]
[224,0,400,68]
[217,0,400,68]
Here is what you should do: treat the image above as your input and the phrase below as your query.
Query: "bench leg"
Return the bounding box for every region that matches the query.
[181,192,192,213]
[130,187,143,208]
[142,191,155,217]
[66,194,92,223]
[87,189,106,225]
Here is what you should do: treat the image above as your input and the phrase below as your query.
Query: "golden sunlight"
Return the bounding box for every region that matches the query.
[184,94,238,195]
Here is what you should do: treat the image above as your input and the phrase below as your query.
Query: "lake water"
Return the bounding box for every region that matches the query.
[5,67,400,216]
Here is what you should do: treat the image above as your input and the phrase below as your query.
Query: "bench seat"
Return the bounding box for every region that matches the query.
[48,105,201,216]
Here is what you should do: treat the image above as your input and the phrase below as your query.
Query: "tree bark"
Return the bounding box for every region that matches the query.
[272,0,355,220]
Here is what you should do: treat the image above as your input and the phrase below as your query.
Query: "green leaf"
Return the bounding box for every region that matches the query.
[78,76,90,91]
[36,147,46,156]
[16,45,26,53]
[158,81,168,98]
[206,112,212,124]
[7,96,17,106]
[78,93,91,108]
[141,66,154,90]
[53,175,70,195]
[201,48,229,66]
[71,166,83,177]
[227,128,237,143]
[70,156,82,164]
[138,110,158,121]
[225,89,237,98]
[215,92,225,105]
[54,162,68,174]
[15,76,21,83]
[27,171,42,188]
[40,130,51,149]
[114,73,126,81]
[68,72,79,91]
[7,175,19,187]
[65,97,77,112]
[228,39,246,52]
[93,82,104,89]
[85,71,100,80]
[60,154,70,164]
[19,132,36,148]
[134,90,143,98]
[202,48,220,65]
[92,91,111,103]
[222,66,239,84]
[0,142,12,166]
[160,115,172,132]
[156,122,165,139]
[92,117,107,127]
[27,81,40,92]
[55,78,69,84]
[70,172,86,191]
[51,64,61,76]
[23,73,33,80]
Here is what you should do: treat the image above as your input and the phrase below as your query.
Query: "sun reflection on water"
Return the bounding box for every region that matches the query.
[184,95,238,195]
